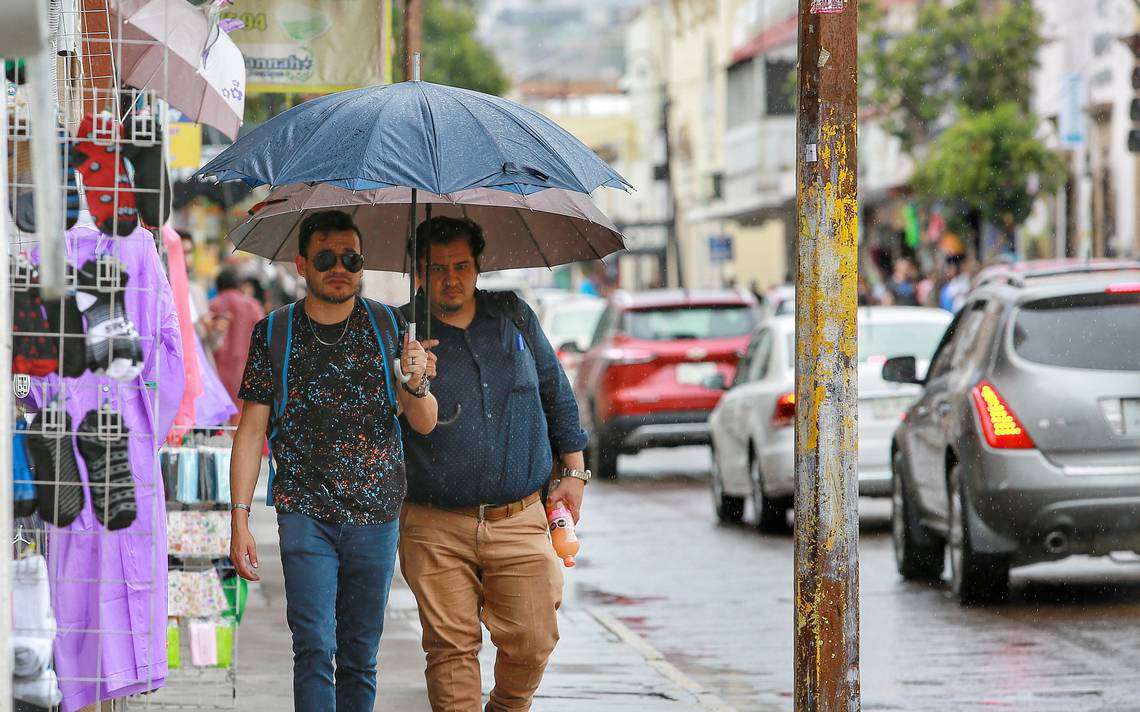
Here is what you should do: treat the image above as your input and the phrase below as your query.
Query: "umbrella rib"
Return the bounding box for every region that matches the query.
[418,83,444,194]
[567,211,606,263]
[514,207,552,270]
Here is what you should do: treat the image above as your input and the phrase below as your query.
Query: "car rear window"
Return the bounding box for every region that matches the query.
[858,321,948,362]
[624,306,756,340]
[1012,292,1140,370]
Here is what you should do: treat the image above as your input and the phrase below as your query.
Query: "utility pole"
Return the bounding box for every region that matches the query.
[660,84,684,288]
[793,1,860,710]
[403,0,423,82]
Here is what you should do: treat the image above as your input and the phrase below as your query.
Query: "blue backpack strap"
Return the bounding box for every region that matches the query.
[265,302,296,506]
[361,299,404,454]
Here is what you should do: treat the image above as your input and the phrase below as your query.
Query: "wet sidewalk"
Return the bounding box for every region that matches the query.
[232,506,729,711]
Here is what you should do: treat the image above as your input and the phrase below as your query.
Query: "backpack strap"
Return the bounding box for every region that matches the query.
[484,290,535,356]
[361,298,404,455]
[264,302,296,506]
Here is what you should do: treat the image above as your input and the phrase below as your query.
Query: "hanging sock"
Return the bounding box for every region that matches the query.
[69,115,138,237]
[10,162,82,232]
[75,256,144,381]
[122,113,172,228]
[13,420,37,518]
[10,259,59,378]
[76,408,138,531]
[25,409,85,527]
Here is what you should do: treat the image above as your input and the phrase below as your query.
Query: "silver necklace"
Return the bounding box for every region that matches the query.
[306,307,352,346]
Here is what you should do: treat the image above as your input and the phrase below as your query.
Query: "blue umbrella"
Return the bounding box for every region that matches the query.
[194,80,631,196]
[195,71,630,385]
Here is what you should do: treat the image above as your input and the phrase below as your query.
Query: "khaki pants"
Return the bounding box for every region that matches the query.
[398,499,563,712]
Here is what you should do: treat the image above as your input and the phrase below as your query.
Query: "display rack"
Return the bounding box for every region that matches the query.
[5,1,242,709]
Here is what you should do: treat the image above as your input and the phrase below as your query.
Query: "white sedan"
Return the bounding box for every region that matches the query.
[707,306,952,531]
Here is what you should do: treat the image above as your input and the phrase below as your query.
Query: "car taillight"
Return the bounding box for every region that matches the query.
[1106,282,1140,294]
[970,381,1035,449]
[602,348,657,366]
[772,392,796,428]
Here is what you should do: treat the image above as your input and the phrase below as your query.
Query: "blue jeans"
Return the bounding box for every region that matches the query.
[277,512,400,712]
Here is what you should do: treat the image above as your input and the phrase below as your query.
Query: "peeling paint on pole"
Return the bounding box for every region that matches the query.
[793,1,860,711]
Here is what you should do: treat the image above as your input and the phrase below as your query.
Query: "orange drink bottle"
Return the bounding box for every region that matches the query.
[546,503,579,568]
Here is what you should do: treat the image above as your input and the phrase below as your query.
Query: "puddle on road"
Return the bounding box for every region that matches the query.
[576,583,667,607]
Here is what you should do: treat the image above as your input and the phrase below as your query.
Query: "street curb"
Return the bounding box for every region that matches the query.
[588,608,738,712]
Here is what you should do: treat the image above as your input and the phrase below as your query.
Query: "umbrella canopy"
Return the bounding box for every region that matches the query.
[194,80,631,195]
[112,0,245,139]
[228,183,625,272]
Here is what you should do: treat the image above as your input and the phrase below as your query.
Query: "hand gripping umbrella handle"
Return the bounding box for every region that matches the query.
[394,322,416,383]
[393,359,414,383]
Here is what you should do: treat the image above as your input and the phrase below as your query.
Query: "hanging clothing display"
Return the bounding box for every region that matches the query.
[24,224,185,712]
[160,224,202,439]
[12,554,61,708]
[193,330,237,427]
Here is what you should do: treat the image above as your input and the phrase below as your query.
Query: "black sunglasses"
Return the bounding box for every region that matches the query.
[311,250,364,273]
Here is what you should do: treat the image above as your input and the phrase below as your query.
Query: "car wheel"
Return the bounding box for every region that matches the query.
[710,450,745,523]
[588,434,620,481]
[750,455,788,533]
[891,451,944,581]
[947,462,1010,604]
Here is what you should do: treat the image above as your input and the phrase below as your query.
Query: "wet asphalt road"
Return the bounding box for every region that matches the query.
[565,447,1140,712]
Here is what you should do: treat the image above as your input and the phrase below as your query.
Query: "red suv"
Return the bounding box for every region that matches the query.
[573,289,760,478]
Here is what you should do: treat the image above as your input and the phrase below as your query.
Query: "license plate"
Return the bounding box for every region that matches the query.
[677,362,717,386]
[1124,399,1140,435]
[865,396,913,420]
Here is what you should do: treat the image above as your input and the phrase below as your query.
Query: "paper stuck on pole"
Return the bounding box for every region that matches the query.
[810,0,845,13]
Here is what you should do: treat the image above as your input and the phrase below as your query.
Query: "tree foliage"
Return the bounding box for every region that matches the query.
[394,0,509,96]
[861,0,1045,151]
[861,0,1062,235]
[911,103,1065,228]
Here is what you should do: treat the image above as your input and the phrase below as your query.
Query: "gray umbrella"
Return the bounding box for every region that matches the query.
[228,182,625,272]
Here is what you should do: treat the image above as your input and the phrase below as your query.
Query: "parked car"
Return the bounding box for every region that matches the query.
[708,306,952,530]
[540,296,605,390]
[478,270,537,307]
[886,264,1140,603]
[575,289,760,478]
[765,284,795,317]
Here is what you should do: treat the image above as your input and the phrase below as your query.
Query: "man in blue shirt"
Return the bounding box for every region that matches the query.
[399,216,590,712]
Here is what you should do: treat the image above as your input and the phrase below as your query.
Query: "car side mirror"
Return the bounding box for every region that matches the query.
[559,340,583,355]
[882,356,919,385]
[704,372,729,391]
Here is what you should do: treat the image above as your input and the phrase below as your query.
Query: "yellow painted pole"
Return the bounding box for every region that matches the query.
[793,1,860,710]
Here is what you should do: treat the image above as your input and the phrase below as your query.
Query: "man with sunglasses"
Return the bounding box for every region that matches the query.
[228,210,439,710]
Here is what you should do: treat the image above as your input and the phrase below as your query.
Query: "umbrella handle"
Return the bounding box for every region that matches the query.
[393,359,414,383]
[437,404,462,426]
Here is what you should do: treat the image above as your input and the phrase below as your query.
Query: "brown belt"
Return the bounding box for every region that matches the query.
[441,491,542,522]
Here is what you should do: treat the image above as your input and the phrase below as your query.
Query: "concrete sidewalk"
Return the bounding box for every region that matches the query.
[223,507,722,711]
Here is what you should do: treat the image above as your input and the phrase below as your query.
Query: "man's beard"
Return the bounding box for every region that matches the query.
[310,280,361,305]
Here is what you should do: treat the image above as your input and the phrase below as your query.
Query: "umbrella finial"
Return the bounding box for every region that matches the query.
[413,52,421,81]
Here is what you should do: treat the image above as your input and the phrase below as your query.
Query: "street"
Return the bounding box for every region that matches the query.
[573,448,1140,712]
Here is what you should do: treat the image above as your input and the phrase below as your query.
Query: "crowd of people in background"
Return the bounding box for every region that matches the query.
[861,252,973,313]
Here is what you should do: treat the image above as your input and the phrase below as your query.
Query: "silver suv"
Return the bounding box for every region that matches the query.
[884,264,1140,603]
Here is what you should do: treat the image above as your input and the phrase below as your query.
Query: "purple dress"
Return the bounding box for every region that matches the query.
[29,225,185,711]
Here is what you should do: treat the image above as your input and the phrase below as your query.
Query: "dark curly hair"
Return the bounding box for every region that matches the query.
[412,216,486,271]
[298,210,362,258]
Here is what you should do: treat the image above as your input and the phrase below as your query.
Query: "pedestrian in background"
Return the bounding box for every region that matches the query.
[209,268,264,411]
[886,257,920,306]
[228,210,438,710]
[398,216,591,712]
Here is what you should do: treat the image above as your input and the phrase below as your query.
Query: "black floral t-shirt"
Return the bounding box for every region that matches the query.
[238,298,406,525]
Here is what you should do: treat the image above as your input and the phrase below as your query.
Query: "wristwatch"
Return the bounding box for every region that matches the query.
[402,376,431,398]
[561,466,592,484]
